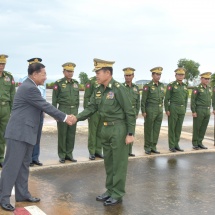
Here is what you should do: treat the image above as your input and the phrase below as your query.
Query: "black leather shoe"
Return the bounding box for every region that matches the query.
[199,145,208,149]
[96,193,110,201]
[151,149,160,154]
[129,153,135,157]
[17,197,40,202]
[145,151,151,155]
[66,157,77,162]
[30,162,34,167]
[89,154,95,160]
[169,148,176,152]
[175,147,184,152]
[95,153,104,159]
[0,162,3,168]
[59,158,65,163]
[104,197,122,206]
[193,146,199,150]
[1,203,15,211]
[33,161,43,166]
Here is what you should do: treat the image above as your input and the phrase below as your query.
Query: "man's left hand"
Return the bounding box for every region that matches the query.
[125,135,134,145]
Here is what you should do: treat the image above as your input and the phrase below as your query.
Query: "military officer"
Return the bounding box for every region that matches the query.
[84,76,103,160]
[71,58,136,206]
[0,54,15,167]
[191,72,214,150]
[164,68,188,152]
[123,67,140,156]
[52,62,79,163]
[141,67,164,155]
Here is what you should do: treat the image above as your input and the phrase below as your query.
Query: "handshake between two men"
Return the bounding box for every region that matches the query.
[65,115,77,126]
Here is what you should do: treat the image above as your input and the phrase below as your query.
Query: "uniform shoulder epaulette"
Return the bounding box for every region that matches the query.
[4,71,12,76]
[115,82,121,88]
[73,79,79,83]
[169,82,173,85]
[57,78,63,83]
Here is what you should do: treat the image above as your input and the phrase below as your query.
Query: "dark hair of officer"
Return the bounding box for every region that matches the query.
[101,67,113,75]
[28,63,45,75]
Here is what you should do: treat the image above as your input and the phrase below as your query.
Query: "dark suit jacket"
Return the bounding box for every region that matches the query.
[5,78,66,145]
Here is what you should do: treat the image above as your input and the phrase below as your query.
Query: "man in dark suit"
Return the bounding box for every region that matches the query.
[0,60,73,212]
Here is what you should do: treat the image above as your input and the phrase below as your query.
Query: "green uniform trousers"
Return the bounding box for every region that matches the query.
[57,106,78,159]
[192,108,210,147]
[88,112,102,155]
[144,106,163,151]
[168,105,185,149]
[101,122,128,200]
[0,104,10,162]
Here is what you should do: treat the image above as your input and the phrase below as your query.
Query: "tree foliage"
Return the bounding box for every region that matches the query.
[210,73,215,87]
[78,72,89,85]
[177,58,200,85]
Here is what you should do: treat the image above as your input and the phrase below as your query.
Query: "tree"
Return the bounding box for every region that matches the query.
[78,72,89,85]
[177,58,200,85]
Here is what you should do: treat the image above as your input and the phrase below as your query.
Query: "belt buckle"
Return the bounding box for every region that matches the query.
[159,104,161,107]
[2,102,5,105]
[181,105,183,107]
[208,107,210,109]
[104,122,107,126]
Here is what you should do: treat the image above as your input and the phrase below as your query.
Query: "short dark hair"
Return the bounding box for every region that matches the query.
[28,63,45,75]
[102,67,113,75]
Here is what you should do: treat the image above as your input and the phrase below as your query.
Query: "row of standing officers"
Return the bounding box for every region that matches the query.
[0,55,215,206]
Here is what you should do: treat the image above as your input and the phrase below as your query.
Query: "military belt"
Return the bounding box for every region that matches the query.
[196,106,210,109]
[103,120,125,126]
[147,103,163,107]
[0,101,9,106]
[59,104,77,108]
[170,103,184,107]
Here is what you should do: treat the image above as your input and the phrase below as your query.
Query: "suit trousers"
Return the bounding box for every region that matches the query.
[101,123,128,200]
[32,114,44,162]
[192,108,210,146]
[0,139,33,204]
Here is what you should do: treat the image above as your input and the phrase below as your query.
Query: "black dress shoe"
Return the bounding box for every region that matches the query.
[30,162,34,167]
[169,148,176,152]
[0,162,3,168]
[151,149,160,154]
[104,197,122,206]
[89,154,95,160]
[59,158,65,163]
[33,160,43,166]
[193,146,199,150]
[17,197,40,202]
[1,203,15,211]
[95,153,104,159]
[66,157,77,162]
[175,147,184,152]
[199,145,208,149]
[96,193,110,201]
[145,151,151,155]
[129,153,135,157]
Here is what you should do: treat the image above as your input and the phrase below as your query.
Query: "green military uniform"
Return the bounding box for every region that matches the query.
[123,82,140,154]
[164,69,188,150]
[0,54,15,164]
[77,59,136,201]
[141,80,164,152]
[84,76,102,157]
[191,72,212,149]
[52,64,79,161]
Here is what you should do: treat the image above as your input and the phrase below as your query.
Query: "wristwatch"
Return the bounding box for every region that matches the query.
[128,133,133,136]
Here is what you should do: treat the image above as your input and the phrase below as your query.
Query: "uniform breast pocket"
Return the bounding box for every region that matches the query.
[3,83,11,91]
[104,99,115,105]
[96,98,101,105]
[61,88,69,93]
[150,89,156,94]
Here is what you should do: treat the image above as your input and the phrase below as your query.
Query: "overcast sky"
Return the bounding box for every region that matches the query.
[1,0,215,83]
